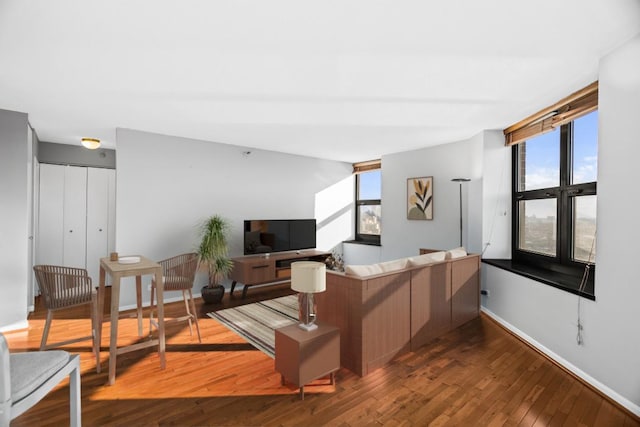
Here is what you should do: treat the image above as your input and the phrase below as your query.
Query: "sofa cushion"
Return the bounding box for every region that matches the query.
[10,350,71,403]
[345,263,384,277]
[445,247,467,259]
[407,251,446,266]
[378,258,409,272]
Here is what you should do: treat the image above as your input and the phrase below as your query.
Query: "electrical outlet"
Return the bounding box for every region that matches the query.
[480,289,490,296]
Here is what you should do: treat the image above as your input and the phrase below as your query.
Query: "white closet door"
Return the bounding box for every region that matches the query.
[37,165,115,284]
[26,125,34,308]
[31,159,40,298]
[107,169,116,258]
[37,164,65,266]
[62,166,87,268]
[106,168,116,286]
[86,168,112,284]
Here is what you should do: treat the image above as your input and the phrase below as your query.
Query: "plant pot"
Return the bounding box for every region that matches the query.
[201,284,225,304]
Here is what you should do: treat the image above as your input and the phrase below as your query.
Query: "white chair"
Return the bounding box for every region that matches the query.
[0,333,81,426]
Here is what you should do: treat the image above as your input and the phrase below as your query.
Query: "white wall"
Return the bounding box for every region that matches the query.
[115,128,352,307]
[481,130,511,259]
[0,109,29,331]
[314,174,355,253]
[482,33,640,414]
[380,135,484,261]
[343,242,382,265]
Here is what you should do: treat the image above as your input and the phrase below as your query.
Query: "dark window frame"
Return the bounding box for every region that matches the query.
[355,170,381,245]
[511,116,597,297]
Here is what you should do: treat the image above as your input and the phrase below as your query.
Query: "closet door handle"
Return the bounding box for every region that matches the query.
[99,228,103,232]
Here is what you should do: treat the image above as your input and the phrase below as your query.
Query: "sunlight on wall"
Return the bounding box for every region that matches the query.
[316,211,352,252]
[315,175,354,251]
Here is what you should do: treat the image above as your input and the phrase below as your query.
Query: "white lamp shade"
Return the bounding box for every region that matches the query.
[291,261,326,293]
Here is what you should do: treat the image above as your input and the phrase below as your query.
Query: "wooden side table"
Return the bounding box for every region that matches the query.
[275,322,340,400]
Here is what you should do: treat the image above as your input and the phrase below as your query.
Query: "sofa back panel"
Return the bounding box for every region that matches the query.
[410,262,452,351]
[320,254,480,377]
[318,271,365,375]
[362,271,411,376]
[419,248,442,254]
[451,255,481,329]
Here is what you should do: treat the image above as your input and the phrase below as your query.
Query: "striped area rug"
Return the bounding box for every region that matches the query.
[206,295,298,358]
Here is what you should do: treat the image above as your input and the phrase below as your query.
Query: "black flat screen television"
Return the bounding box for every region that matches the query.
[244,219,316,255]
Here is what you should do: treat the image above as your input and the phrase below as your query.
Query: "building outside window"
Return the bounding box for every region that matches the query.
[354,162,381,244]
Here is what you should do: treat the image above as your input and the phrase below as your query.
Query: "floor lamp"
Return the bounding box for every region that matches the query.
[451,178,470,247]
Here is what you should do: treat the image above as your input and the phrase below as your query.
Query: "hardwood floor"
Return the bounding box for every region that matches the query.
[5,283,639,426]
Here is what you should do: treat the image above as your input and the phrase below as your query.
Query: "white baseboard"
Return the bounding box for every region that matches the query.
[481,307,640,417]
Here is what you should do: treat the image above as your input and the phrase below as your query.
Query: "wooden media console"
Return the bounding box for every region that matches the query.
[229,250,330,298]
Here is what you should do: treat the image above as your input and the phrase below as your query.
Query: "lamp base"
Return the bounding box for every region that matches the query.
[297,322,318,331]
[297,292,318,332]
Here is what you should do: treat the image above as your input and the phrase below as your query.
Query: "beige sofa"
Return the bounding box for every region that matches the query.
[316,248,480,377]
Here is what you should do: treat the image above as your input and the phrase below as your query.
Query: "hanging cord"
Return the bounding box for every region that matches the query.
[576,228,596,346]
[482,147,510,256]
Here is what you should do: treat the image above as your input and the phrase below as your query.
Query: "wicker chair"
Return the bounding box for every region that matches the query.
[149,253,201,342]
[32,265,100,372]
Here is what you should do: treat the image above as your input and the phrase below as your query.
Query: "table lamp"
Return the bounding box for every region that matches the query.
[291,261,326,331]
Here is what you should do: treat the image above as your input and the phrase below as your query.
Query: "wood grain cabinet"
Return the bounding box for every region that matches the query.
[317,252,481,377]
[450,255,481,329]
[410,254,480,349]
[275,322,340,400]
[410,261,451,351]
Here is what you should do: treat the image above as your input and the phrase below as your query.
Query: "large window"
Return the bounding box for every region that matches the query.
[354,163,381,244]
[512,109,597,296]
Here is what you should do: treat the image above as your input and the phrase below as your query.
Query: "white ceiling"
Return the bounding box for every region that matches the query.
[1,1,639,163]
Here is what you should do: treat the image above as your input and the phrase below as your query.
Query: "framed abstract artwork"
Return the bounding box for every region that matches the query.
[407,176,433,220]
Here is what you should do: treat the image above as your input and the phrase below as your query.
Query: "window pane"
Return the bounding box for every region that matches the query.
[358,170,381,200]
[573,195,597,263]
[572,111,598,185]
[518,199,557,256]
[358,204,381,235]
[518,129,560,191]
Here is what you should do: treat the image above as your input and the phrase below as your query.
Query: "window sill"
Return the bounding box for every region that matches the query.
[343,240,381,247]
[482,258,595,301]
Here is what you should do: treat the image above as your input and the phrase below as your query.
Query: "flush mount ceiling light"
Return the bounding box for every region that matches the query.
[81,137,101,149]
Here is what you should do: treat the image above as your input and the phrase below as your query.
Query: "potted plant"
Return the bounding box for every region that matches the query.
[197,215,234,304]
[324,250,345,272]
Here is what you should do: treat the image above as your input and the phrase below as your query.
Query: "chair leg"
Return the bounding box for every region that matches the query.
[91,291,100,373]
[1,400,9,427]
[41,310,54,350]
[69,357,82,427]
[149,282,156,336]
[135,276,143,336]
[188,289,201,343]
[182,290,193,336]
